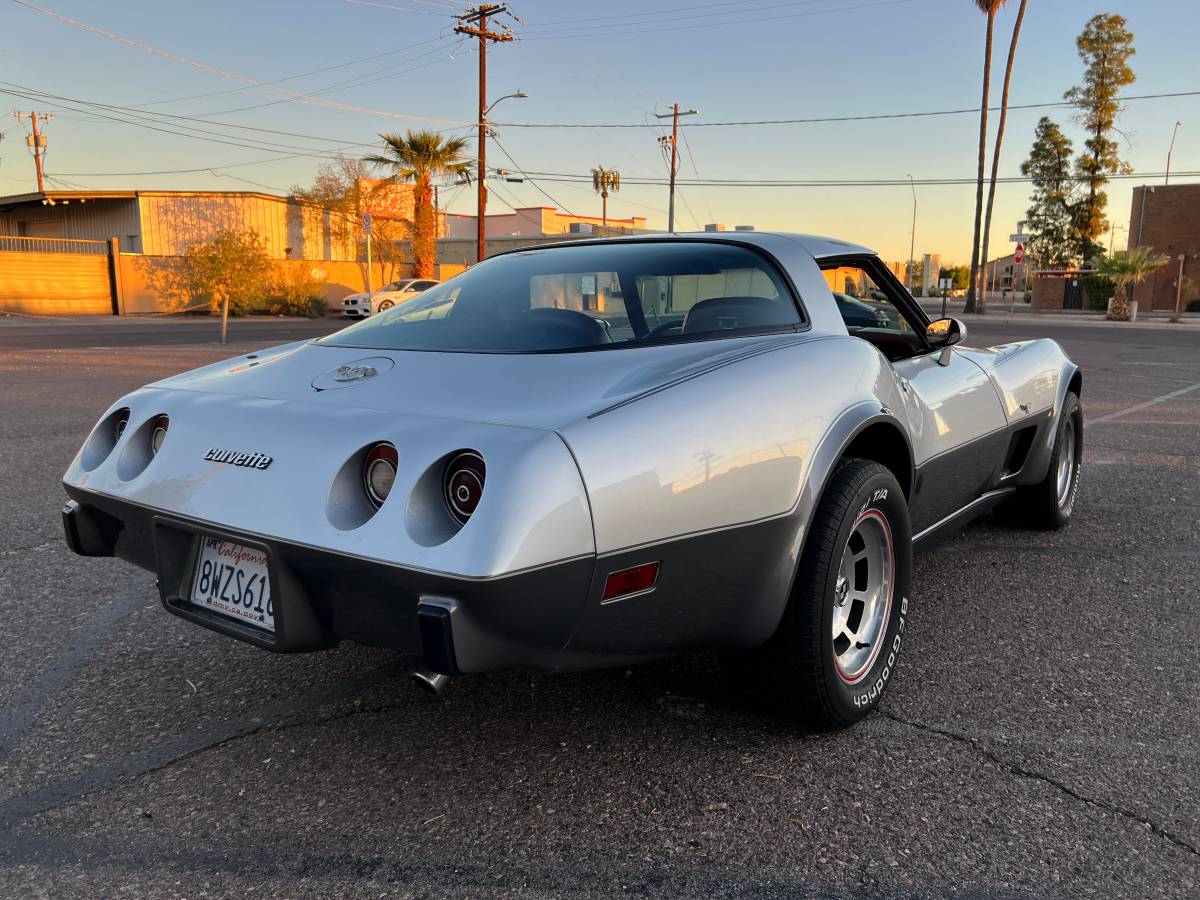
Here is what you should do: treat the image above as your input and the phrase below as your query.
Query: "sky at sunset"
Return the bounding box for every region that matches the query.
[1,0,1196,264]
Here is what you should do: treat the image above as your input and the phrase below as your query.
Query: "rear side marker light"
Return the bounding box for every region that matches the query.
[364,443,399,509]
[601,562,661,604]
[149,415,169,455]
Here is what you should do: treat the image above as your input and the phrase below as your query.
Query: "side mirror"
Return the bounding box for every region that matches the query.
[926,317,966,365]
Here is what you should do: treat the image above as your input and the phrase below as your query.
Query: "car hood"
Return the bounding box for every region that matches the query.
[149,334,806,430]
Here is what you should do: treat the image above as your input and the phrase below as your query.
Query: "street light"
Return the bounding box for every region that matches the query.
[477,89,527,262]
[485,89,527,118]
[1166,120,1182,185]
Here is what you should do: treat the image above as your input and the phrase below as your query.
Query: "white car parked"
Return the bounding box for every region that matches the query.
[341,278,441,318]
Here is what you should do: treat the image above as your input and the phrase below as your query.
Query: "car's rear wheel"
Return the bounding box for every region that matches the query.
[995,391,1082,530]
[731,458,912,728]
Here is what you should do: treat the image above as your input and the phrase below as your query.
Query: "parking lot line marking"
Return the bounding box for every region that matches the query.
[1087,381,1200,427]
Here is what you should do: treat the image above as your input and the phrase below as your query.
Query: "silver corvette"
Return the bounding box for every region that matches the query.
[62,233,1082,728]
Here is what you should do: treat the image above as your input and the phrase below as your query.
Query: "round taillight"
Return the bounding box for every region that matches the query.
[363,443,398,509]
[149,415,169,455]
[444,451,485,524]
[114,408,130,440]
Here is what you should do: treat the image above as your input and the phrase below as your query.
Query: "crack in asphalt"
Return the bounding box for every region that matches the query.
[879,710,1200,859]
[0,661,412,833]
[0,581,148,766]
[0,540,57,558]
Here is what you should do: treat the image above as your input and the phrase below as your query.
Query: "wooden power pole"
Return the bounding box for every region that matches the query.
[455,4,514,264]
[12,111,53,193]
[654,104,696,233]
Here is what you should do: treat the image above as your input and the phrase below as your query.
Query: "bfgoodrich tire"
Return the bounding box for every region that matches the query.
[734,458,913,729]
[995,391,1082,530]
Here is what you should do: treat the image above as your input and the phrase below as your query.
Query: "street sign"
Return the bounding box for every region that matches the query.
[1014,243,1024,265]
[1009,233,1025,243]
[939,277,953,290]
[362,212,373,234]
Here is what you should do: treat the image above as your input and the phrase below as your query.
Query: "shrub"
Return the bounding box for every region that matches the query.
[1187,298,1200,313]
[1082,274,1116,312]
[267,263,328,318]
[182,230,273,316]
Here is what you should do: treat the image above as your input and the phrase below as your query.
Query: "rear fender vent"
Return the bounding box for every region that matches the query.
[1003,425,1038,476]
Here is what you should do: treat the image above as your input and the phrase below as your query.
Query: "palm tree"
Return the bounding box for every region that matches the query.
[965,0,1008,314]
[1093,248,1167,321]
[978,0,1029,311]
[366,130,472,278]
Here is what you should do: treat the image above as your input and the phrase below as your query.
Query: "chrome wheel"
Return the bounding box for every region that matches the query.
[1056,417,1076,508]
[832,509,894,684]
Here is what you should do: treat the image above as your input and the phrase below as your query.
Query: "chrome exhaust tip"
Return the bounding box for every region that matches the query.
[411,668,450,695]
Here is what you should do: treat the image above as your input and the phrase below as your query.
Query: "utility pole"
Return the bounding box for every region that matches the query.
[455,4,515,264]
[592,167,620,228]
[1166,120,1182,185]
[12,111,53,192]
[907,174,917,295]
[654,104,697,233]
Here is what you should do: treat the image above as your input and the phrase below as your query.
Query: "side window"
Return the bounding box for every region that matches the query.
[823,264,926,361]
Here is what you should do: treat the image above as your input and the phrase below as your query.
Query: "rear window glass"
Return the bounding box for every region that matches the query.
[319,241,801,353]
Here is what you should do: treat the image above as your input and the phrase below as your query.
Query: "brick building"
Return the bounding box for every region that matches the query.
[1126,183,1200,312]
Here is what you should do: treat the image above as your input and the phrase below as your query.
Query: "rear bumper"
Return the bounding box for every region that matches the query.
[62,491,594,675]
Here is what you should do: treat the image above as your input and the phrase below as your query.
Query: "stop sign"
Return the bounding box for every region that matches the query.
[1014,242,1024,264]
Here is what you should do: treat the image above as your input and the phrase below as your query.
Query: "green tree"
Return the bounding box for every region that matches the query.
[1021,117,1080,267]
[182,230,273,342]
[1065,13,1136,260]
[293,155,411,290]
[978,0,1029,312]
[939,265,971,291]
[366,130,471,278]
[1092,247,1166,321]
[966,0,1009,313]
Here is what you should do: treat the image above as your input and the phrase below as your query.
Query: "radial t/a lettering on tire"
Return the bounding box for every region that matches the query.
[736,457,913,729]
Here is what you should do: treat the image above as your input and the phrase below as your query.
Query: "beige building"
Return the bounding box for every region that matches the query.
[442,206,646,239]
[0,189,356,259]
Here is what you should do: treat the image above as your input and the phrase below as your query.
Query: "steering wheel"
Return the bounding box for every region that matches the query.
[645,319,683,339]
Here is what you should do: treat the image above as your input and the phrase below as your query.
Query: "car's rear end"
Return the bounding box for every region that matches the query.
[64,235,839,681]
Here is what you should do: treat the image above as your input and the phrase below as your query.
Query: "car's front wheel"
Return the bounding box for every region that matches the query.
[377,300,395,312]
[732,458,912,728]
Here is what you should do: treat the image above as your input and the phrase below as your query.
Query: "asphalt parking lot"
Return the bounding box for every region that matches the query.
[1,314,1198,898]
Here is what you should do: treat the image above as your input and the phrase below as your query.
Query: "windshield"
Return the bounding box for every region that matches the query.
[319,241,802,353]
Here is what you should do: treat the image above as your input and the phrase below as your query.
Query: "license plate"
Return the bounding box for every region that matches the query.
[190,537,274,632]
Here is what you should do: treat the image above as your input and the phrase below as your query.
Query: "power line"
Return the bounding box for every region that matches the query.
[8,0,470,125]
[1,82,376,147]
[523,0,847,33]
[344,0,465,18]
[516,169,1200,188]
[489,134,581,218]
[0,86,359,159]
[518,0,917,40]
[129,34,453,108]
[494,89,1200,129]
[523,0,798,29]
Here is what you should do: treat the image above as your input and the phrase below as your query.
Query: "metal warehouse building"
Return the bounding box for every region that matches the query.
[0,189,353,259]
